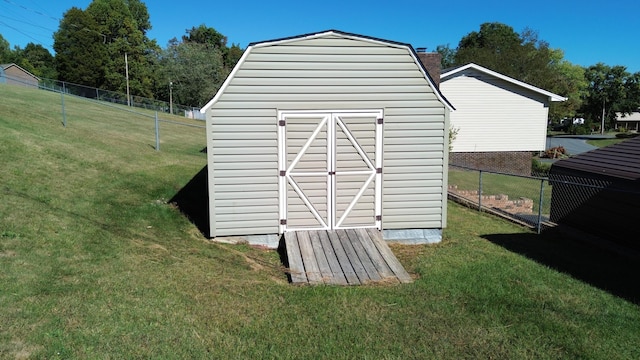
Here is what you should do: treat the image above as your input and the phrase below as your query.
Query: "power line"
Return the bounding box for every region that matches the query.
[0,20,51,48]
[0,13,57,33]
[2,0,59,22]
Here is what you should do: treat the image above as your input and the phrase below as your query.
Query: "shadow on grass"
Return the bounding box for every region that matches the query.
[169,166,209,237]
[483,227,640,305]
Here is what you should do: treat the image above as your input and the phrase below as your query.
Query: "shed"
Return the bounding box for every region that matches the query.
[0,63,40,88]
[549,136,640,251]
[200,30,453,248]
[440,63,566,175]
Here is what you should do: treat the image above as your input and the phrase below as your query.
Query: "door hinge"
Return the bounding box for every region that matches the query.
[280,170,286,176]
[376,215,382,221]
[376,167,382,174]
[278,120,286,126]
[280,219,287,225]
[377,118,383,124]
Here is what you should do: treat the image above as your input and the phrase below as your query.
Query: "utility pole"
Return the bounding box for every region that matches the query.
[125,52,130,106]
[169,81,173,115]
[601,97,605,135]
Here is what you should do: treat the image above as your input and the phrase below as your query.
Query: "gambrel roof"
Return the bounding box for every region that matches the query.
[201,30,454,113]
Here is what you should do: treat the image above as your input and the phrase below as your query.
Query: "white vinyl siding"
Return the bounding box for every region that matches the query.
[441,69,551,153]
[206,34,448,237]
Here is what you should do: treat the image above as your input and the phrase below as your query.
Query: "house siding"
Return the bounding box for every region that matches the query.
[0,64,39,88]
[206,33,448,238]
[441,69,550,153]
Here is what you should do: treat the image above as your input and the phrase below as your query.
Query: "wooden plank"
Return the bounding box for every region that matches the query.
[309,231,334,284]
[366,228,413,283]
[326,231,360,285]
[284,232,307,284]
[336,229,368,284]
[317,231,349,285]
[297,231,323,284]
[345,229,381,282]
[355,228,397,282]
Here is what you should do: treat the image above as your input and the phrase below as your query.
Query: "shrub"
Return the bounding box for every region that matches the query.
[531,157,551,177]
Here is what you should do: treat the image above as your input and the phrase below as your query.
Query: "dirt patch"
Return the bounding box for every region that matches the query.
[0,250,17,257]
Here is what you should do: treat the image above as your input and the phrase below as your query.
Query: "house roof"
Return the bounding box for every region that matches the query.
[201,30,454,113]
[0,63,40,80]
[616,111,640,122]
[550,136,640,181]
[440,63,567,102]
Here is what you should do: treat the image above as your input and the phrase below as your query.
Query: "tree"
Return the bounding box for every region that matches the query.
[580,63,640,132]
[546,50,587,121]
[15,43,57,79]
[454,23,554,86]
[156,39,226,107]
[0,34,12,63]
[435,44,456,69]
[53,7,108,87]
[182,24,242,72]
[225,43,243,70]
[85,0,158,98]
[183,24,227,49]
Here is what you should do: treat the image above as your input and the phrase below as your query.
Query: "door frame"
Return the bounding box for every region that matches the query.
[277,109,383,233]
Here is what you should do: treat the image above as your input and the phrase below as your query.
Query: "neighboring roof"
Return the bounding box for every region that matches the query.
[0,63,40,80]
[201,30,454,113]
[440,63,567,102]
[616,111,640,122]
[551,136,640,181]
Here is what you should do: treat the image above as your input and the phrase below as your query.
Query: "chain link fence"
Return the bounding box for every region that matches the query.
[1,72,206,152]
[449,162,640,241]
[38,77,205,119]
[448,164,552,233]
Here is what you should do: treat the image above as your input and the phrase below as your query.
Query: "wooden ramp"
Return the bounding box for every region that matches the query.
[283,228,413,285]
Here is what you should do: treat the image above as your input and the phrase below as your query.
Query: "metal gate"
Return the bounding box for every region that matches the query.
[278,110,383,233]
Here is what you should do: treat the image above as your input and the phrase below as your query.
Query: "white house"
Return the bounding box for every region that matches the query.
[200,30,453,248]
[616,111,640,131]
[440,63,566,175]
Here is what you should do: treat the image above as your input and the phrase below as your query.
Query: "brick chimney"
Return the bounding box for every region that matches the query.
[416,48,441,88]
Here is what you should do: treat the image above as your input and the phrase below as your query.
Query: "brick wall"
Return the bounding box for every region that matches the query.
[449,185,534,214]
[449,151,533,176]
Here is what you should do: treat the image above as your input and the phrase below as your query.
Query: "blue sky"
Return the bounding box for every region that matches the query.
[1,0,639,73]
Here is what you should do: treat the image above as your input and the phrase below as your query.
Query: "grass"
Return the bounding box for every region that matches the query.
[2,84,640,359]
[448,168,552,215]
[586,137,629,148]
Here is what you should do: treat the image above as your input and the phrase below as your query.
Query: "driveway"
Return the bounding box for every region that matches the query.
[545,134,614,156]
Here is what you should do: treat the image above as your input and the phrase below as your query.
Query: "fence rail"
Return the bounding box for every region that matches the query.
[448,163,640,234]
[1,73,206,152]
[448,164,551,233]
[1,72,205,119]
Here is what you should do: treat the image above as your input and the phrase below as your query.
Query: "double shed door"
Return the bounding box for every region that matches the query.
[278,110,383,233]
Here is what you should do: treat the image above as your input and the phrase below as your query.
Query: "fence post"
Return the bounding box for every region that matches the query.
[61,82,67,128]
[478,170,483,211]
[536,178,545,234]
[155,111,160,151]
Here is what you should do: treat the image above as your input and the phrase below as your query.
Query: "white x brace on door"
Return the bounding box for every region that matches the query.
[278,110,383,233]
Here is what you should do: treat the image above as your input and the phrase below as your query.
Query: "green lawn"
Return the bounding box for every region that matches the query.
[448,168,552,215]
[587,137,630,148]
[2,84,639,359]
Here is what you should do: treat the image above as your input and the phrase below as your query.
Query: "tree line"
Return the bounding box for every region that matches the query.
[1,1,639,130]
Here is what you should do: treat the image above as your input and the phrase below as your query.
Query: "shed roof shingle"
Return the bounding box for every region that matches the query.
[551,136,640,181]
